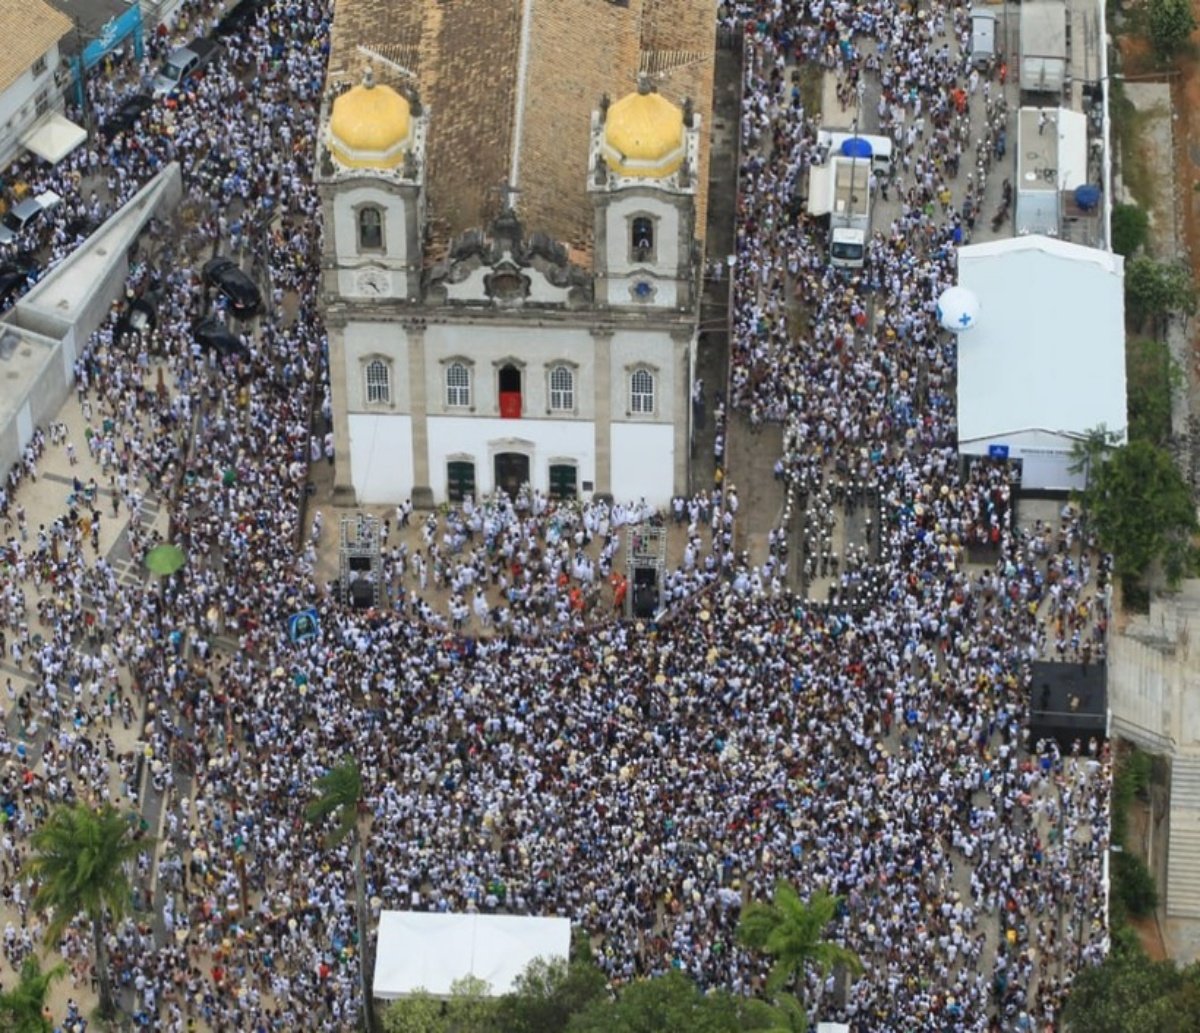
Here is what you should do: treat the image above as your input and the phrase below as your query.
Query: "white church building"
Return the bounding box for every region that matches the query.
[316,0,716,507]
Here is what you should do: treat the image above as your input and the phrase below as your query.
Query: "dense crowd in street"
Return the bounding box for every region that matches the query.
[0,0,1115,1030]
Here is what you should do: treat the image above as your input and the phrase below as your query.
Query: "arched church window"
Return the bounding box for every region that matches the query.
[358,206,383,251]
[631,216,655,262]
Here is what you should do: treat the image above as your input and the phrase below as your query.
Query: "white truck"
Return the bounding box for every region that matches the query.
[807,156,871,269]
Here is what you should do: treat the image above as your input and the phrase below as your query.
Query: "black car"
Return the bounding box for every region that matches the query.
[202,256,261,317]
[99,94,153,140]
[194,317,249,358]
[214,0,271,37]
[116,297,156,340]
[0,262,34,305]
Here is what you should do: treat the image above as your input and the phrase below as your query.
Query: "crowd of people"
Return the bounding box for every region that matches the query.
[0,0,1118,1030]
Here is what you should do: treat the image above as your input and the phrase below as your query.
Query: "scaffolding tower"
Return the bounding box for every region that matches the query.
[624,523,667,619]
[339,513,382,608]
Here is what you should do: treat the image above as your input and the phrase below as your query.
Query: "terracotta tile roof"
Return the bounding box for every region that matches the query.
[0,0,73,94]
[326,0,715,250]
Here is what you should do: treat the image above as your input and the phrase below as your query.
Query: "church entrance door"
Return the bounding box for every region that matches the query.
[494,452,530,497]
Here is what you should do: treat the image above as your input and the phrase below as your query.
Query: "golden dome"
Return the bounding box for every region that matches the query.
[602,88,686,179]
[328,73,412,170]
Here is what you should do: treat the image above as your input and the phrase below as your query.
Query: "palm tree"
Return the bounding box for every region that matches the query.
[738,882,863,1022]
[23,803,147,1020]
[0,955,67,1033]
[306,757,376,1032]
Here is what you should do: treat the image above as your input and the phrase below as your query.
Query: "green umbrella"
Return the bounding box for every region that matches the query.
[145,543,187,576]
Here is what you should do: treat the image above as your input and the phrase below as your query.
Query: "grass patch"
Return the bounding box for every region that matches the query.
[794,62,823,119]
[1110,79,1160,212]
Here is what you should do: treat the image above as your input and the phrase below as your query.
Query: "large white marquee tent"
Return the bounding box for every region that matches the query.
[955,235,1127,491]
[372,911,572,1000]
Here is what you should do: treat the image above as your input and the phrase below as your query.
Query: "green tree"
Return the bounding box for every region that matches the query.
[737,882,863,1000]
[0,956,67,1033]
[1126,336,1182,446]
[380,977,500,1033]
[1087,439,1198,585]
[24,803,147,1020]
[1125,255,1197,333]
[493,955,606,1033]
[565,970,758,1033]
[1145,0,1197,58]
[380,990,443,1033]
[1111,203,1150,257]
[306,757,376,1032]
[1062,946,1187,1032]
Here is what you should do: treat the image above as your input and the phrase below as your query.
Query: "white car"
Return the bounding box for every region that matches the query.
[0,190,63,245]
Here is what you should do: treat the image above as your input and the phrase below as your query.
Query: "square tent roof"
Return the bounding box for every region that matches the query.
[955,235,1126,448]
[372,911,572,999]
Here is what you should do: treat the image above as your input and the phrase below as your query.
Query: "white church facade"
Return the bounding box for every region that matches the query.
[316,0,715,508]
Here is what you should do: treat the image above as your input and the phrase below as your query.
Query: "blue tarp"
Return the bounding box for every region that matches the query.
[1074,184,1101,211]
[840,137,873,158]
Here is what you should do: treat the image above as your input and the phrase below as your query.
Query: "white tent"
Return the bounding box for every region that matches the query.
[955,235,1126,491]
[22,113,87,165]
[372,911,572,999]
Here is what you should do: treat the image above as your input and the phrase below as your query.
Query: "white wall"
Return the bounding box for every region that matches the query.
[610,422,674,506]
[349,413,414,503]
[426,415,596,500]
[960,429,1081,492]
[423,324,596,420]
[609,329,679,424]
[606,192,681,273]
[333,186,408,272]
[342,321,410,411]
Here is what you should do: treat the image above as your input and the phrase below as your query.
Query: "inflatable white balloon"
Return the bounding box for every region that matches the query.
[936,285,980,332]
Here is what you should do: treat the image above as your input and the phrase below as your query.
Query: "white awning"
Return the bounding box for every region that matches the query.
[22,114,87,165]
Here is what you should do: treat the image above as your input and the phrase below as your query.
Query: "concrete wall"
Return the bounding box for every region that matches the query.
[426,415,596,501]
[0,165,182,479]
[610,421,674,505]
[1109,583,1200,753]
[348,413,414,503]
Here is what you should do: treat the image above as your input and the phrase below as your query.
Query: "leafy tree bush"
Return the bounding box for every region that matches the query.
[1086,439,1197,585]
[1113,851,1160,916]
[1112,202,1150,256]
[1126,336,1181,446]
[1146,0,1197,58]
[1125,255,1197,332]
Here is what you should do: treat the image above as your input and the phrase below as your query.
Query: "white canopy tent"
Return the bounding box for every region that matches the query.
[372,911,572,999]
[955,235,1126,491]
[22,113,87,165]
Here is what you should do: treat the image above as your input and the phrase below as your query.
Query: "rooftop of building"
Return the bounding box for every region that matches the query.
[323,0,715,259]
[0,0,72,93]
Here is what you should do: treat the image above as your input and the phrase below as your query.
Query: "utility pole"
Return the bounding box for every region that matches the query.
[72,15,94,145]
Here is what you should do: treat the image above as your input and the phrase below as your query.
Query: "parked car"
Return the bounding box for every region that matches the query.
[202,256,261,316]
[152,38,220,97]
[214,0,270,37]
[100,93,153,140]
[0,191,63,245]
[116,297,156,340]
[194,317,248,358]
[0,261,35,306]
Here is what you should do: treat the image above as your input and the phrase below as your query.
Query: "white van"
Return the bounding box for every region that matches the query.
[970,10,998,67]
[816,130,893,176]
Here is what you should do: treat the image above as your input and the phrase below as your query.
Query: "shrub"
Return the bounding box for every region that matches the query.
[1112,203,1150,257]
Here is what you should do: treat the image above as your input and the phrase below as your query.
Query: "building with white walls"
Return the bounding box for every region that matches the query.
[0,0,77,168]
[316,0,716,507]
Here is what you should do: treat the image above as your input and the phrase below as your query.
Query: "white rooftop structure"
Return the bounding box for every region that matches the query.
[955,235,1126,491]
[372,911,571,1000]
